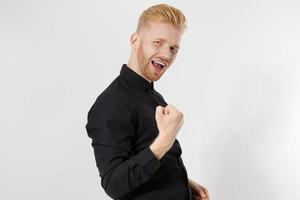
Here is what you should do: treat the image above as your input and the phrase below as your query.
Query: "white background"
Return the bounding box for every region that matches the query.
[1,0,300,199]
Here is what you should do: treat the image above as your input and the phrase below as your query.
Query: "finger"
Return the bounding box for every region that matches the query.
[156,106,164,114]
[163,107,170,115]
[199,185,210,198]
[204,190,210,199]
[199,188,206,198]
[164,105,170,114]
[189,181,202,196]
[155,106,164,119]
[193,185,206,199]
[192,187,206,198]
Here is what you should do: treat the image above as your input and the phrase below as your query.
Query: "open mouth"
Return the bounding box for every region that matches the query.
[151,60,166,71]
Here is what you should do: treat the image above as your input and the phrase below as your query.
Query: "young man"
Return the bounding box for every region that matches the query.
[86,4,210,200]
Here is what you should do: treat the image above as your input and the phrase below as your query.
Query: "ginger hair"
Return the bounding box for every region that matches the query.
[136,4,187,32]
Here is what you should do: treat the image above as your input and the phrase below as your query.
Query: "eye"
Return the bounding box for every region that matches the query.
[170,47,178,54]
[153,41,160,45]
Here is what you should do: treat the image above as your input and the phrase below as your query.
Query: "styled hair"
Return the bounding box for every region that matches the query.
[136,4,187,32]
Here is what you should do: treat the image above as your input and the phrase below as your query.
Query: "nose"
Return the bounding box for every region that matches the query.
[159,45,171,62]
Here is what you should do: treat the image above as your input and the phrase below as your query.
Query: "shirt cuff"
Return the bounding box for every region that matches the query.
[136,146,161,175]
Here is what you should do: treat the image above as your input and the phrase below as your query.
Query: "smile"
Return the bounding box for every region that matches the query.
[151,60,166,70]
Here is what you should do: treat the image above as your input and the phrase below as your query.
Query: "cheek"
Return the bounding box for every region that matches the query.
[139,44,149,54]
[144,43,159,54]
[138,43,158,61]
[147,48,157,57]
[170,54,177,63]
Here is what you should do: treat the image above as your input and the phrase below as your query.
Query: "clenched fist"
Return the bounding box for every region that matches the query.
[150,104,184,159]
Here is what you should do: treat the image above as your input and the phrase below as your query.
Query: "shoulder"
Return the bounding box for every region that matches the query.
[87,78,135,121]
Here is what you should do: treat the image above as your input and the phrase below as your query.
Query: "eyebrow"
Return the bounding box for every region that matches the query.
[155,38,180,49]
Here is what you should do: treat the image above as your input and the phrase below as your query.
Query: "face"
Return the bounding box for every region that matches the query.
[131,20,182,82]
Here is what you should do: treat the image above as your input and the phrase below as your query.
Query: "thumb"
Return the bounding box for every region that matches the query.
[155,106,164,120]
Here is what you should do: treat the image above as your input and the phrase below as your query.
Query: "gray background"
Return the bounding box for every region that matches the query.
[1,0,300,199]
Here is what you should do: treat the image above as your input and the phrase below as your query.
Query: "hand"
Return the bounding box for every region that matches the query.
[150,104,184,159]
[155,104,184,145]
[188,178,210,200]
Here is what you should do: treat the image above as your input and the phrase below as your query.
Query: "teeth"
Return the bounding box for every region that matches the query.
[152,60,166,67]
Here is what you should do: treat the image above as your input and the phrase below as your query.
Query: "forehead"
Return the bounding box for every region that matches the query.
[140,20,182,44]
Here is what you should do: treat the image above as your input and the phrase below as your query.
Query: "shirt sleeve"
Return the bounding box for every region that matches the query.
[85,95,161,199]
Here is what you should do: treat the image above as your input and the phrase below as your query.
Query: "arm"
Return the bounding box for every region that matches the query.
[86,96,160,199]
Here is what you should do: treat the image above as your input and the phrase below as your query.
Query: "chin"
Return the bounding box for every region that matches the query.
[149,73,164,82]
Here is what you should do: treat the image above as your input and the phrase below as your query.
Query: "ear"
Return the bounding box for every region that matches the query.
[130,32,139,51]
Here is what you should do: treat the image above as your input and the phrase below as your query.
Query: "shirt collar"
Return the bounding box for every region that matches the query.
[120,64,154,91]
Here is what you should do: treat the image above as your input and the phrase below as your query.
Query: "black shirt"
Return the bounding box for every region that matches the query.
[85,64,192,200]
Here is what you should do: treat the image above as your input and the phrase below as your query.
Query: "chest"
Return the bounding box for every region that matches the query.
[132,92,165,149]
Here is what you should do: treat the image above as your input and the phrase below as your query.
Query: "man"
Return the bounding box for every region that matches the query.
[86,4,210,200]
